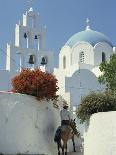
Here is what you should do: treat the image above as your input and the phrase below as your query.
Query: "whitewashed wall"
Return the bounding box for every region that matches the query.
[72,42,94,66]
[59,46,71,69]
[94,42,113,66]
[0,92,60,155]
[84,111,116,155]
[65,69,103,106]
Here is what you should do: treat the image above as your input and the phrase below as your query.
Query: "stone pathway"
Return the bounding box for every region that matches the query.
[67,152,83,155]
[54,150,83,155]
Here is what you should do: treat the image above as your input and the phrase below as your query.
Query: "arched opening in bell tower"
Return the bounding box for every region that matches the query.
[34,34,40,50]
[28,16,34,28]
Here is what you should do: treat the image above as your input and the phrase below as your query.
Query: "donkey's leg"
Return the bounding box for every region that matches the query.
[64,143,67,155]
[62,145,64,155]
[72,136,76,152]
[57,141,61,155]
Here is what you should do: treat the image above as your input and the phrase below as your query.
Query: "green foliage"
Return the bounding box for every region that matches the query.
[98,54,116,92]
[76,91,116,123]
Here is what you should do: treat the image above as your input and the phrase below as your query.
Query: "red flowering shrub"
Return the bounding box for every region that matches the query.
[12,69,59,101]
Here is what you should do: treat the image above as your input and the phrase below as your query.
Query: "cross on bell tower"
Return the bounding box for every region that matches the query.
[27,0,34,9]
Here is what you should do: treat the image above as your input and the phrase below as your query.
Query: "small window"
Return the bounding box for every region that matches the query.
[102,52,106,62]
[63,56,66,69]
[79,51,84,63]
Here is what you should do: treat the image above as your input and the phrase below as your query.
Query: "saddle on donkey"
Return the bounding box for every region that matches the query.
[54,119,78,142]
[54,126,62,142]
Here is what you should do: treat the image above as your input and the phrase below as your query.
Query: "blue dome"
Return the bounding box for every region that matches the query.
[66,30,113,47]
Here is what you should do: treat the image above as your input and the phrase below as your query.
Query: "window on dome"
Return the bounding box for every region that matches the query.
[79,51,84,63]
[102,52,106,62]
[63,56,66,69]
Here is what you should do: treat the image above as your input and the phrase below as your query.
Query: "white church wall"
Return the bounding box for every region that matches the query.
[94,42,113,66]
[72,42,94,66]
[45,51,54,73]
[79,62,93,70]
[0,92,60,155]
[65,69,103,106]
[65,63,80,76]
[15,24,20,47]
[59,46,71,69]
[92,66,103,77]
[54,69,66,93]
[84,111,116,155]
[113,47,116,53]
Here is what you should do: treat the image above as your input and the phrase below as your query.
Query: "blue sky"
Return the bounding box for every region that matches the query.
[0,0,116,68]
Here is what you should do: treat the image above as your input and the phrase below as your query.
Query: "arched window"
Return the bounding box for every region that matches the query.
[79,51,84,63]
[102,52,106,62]
[63,56,66,69]
[28,17,34,28]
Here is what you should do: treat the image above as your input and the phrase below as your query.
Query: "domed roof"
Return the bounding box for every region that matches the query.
[65,29,113,47]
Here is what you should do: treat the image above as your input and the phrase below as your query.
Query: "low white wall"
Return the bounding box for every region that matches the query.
[84,111,116,155]
[0,92,60,155]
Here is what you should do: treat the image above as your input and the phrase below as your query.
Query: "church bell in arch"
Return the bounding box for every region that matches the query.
[24,33,27,39]
[34,35,38,39]
[41,57,47,65]
[28,55,35,64]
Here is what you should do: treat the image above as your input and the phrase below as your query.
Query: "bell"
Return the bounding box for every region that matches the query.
[28,55,35,64]
[41,57,47,65]
[24,33,27,39]
[34,35,38,39]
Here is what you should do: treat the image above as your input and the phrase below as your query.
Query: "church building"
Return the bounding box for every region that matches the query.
[0,7,54,91]
[54,18,115,111]
[0,7,115,112]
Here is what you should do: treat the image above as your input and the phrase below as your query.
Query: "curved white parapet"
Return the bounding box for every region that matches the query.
[0,92,60,155]
[84,111,116,155]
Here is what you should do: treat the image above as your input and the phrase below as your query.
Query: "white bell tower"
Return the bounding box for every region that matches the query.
[6,5,54,73]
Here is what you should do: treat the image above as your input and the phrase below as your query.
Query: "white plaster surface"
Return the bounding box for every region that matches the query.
[84,111,116,155]
[0,92,60,155]
[54,35,113,111]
